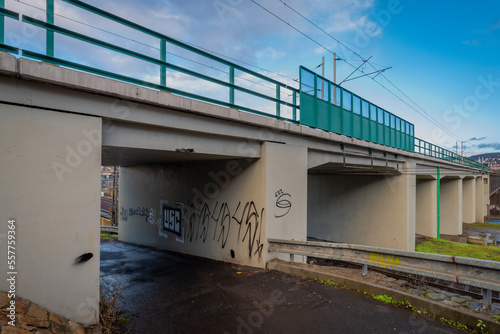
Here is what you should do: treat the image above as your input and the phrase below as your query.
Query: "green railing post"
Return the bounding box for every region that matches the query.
[350,93,354,136]
[46,0,54,57]
[229,66,234,105]
[292,91,297,121]
[313,72,317,127]
[437,166,441,238]
[340,87,344,133]
[160,39,166,87]
[0,0,4,45]
[276,84,280,118]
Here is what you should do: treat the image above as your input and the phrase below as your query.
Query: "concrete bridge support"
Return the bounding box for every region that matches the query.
[440,177,463,235]
[0,104,101,325]
[118,142,307,268]
[307,162,416,251]
[476,176,486,223]
[462,177,476,224]
[415,178,438,238]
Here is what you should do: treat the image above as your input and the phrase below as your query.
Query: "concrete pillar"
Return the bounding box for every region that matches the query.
[416,178,438,238]
[307,161,416,251]
[462,177,476,224]
[485,175,490,218]
[476,176,485,223]
[263,142,308,262]
[440,177,463,235]
[0,104,101,325]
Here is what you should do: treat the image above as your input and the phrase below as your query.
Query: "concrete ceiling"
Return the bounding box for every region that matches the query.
[102,146,244,166]
[308,162,401,175]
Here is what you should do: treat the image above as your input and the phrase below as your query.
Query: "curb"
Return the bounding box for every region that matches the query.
[267,259,499,334]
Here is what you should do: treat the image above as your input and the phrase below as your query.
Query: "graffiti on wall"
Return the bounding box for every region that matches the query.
[184,201,265,258]
[120,204,169,239]
[274,189,292,218]
[120,200,264,257]
[163,206,182,236]
[120,206,150,222]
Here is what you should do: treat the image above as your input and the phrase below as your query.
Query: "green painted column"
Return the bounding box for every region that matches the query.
[437,167,441,238]
[46,0,54,57]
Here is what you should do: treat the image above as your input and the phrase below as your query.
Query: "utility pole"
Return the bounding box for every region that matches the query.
[461,141,464,156]
[333,52,337,84]
[321,56,325,100]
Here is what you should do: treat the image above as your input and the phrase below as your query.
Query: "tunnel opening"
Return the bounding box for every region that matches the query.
[306,161,413,250]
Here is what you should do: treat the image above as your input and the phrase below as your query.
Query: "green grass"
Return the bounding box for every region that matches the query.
[416,238,500,261]
[100,232,118,241]
[467,222,500,230]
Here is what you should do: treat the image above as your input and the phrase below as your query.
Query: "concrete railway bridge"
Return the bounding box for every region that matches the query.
[0,1,491,325]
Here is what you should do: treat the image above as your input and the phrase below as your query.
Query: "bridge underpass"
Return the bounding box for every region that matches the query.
[0,12,493,328]
[0,52,491,325]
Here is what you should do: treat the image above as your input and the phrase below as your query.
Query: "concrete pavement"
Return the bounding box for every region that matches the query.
[100,241,464,333]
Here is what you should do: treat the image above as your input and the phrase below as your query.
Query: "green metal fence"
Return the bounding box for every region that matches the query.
[0,0,298,121]
[415,138,488,170]
[300,66,415,152]
[0,0,489,171]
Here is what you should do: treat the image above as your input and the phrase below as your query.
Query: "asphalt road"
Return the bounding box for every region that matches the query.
[100,241,464,334]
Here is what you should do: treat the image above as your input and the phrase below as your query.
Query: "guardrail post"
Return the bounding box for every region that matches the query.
[276,84,280,118]
[362,264,368,276]
[229,66,234,105]
[46,0,54,57]
[160,39,166,87]
[483,288,492,310]
[0,0,4,45]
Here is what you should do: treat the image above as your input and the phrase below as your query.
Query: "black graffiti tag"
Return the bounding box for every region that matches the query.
[275,189,292,218]
[184,200,265,258]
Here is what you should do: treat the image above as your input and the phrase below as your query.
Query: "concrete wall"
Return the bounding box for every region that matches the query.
[307,162,416,251]
[462,177,476,224]
[118,142,309,268]
[0,104,101,325]
[416,179,438,238]
[263,143,308,262]
[440,178,463,235]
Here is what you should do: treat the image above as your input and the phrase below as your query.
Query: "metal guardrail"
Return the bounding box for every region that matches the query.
[1,0,299,122]
[100,226,118,234]
[268,239,500,309]
[0,1,489,171]
[415,138,489,171]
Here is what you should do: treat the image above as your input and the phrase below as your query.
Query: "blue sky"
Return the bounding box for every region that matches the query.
[5,0,500,155]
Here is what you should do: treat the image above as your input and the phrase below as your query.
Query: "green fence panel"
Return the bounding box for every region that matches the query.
[317,98,330,131]
[353,114,361,139]
[362,118,370,141]
[370,121,377,143]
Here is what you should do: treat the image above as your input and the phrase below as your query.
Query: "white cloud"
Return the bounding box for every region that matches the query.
[257,46,285,59]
